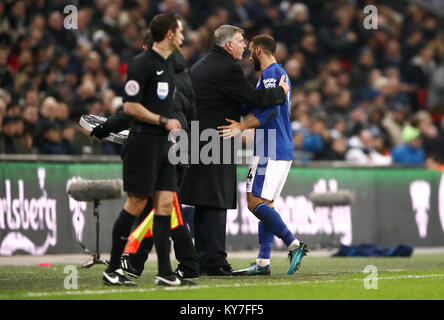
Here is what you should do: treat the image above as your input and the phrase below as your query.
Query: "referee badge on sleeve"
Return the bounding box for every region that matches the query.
[157,82,169,100]
[125,80,140,96]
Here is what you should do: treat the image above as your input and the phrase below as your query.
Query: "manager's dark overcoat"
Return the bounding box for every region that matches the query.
[179,46,286,209]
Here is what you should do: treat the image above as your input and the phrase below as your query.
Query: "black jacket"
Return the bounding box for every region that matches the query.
[179,46,286,209]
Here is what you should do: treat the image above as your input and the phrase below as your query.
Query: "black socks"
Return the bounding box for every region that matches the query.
[108,209,136,272]
[153,215,173,277]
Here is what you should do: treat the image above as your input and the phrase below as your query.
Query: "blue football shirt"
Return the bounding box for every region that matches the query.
[248,63,294,160]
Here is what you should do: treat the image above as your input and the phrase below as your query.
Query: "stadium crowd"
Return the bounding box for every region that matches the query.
[0,0,444,168]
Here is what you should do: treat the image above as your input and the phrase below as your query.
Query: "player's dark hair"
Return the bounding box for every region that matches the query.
[144,29,153,46]
[251,35,276,55]
[149,13,180,43]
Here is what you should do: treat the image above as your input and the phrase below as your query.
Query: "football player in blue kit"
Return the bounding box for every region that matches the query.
[218,35,309,276]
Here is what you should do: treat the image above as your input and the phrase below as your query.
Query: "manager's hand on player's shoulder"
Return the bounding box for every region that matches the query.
[165,118,181,131]
[279,75,289,96]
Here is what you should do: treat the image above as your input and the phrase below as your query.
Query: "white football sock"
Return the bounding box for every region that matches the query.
[288,239,300,251]
[256,258,270,267]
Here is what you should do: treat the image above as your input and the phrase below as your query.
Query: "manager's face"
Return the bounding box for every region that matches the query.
[229,32,246,61]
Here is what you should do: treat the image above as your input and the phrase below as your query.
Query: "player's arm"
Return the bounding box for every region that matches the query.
[219,68,283,138]
[224,63,288,108]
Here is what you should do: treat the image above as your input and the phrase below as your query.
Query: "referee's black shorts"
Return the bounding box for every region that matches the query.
[122,132,178,196]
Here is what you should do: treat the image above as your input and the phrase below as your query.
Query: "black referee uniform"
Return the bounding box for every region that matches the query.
[104,46,178,284]
[122,48,177,196]
[96,51,198,279]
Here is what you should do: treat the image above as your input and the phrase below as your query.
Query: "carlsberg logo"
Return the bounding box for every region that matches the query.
[0,168,57,255]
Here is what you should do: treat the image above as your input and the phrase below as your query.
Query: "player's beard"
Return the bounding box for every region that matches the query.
[252,52,261,71]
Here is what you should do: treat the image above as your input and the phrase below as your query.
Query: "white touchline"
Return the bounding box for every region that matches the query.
[3,273,444,299]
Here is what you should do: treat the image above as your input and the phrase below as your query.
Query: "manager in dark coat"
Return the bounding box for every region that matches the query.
[180,25,289,275]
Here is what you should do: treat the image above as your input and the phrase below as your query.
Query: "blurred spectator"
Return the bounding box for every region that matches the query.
[425,153,444,171]
[306,89,325,118]
[327,89,352,122]
[71,78,96,120]
[381,39,402,70]
[280,2,313,52]
[229,0,254,31]
[366,104,391,151]
[411,110,444,161]
[0,116,20,153]
[323,136,347,161]
[22,105,38,133]
[318,4,358,59]
[36,96,57,128]
[38,121,74,155]
[345,128,392,165]
[284,58,304,89]
[382,102,409,147]
[293,114,327,161]
[0,0,443,162]
[348,107,367,137]
[0,41,13,91]
[311,114,331,160]
[329,115,347,140]
[428,55,444,111]
[405,44,436,111]
[392,126,425,166]
[274,41,288,64]
[47,11,77,51]
[350,47,375,90]
[299,33,321,79]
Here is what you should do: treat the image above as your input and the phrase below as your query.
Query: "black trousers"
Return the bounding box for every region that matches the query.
[193,205,228,272]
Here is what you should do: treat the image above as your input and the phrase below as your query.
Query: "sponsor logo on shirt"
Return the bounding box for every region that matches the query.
[157,82,169,100]
[262,78,277,89]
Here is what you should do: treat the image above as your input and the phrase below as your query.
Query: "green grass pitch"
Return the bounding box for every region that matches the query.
[1,253,443,300]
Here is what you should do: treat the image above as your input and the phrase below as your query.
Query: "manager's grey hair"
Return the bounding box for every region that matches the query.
[213,25,244,48]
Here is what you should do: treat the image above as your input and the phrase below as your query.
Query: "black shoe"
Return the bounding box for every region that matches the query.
[120,254,143,279]
[198,264,207,276]
[206,266,233,276]
[103,269,137,286]
[222,260,234,273]
[154,274,197,286]
[174,266,199,279]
